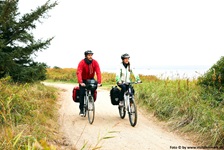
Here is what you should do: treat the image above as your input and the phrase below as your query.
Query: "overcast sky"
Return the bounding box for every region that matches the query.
[18,0,224,70]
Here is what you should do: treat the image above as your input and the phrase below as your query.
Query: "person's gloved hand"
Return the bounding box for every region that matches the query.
[117,81,122,85]
[137,80,142,83]
[80,83,86,87]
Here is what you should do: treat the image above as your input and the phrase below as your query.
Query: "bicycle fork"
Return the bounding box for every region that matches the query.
[87,91,93,110]
[124,93,130,113]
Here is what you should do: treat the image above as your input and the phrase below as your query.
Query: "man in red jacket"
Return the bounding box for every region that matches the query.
[77,50,102,116]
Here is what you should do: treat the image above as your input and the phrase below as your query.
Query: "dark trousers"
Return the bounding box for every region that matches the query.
[118,84,128,101]
[79,83,95,111]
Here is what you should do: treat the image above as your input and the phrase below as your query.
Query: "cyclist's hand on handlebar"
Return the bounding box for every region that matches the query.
[80,83,86,87]
[97,84,102,87]
[137,80,142,83]
[117,81,122,85]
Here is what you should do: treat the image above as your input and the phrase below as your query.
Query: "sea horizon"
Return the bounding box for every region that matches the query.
[101,65,211,79]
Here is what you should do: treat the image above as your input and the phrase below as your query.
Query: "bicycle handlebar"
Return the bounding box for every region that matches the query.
[123,81,142,85]
[80,84,102,87]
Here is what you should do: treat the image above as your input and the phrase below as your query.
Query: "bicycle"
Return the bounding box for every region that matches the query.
[118,82,141,127]
[82,79,101,124]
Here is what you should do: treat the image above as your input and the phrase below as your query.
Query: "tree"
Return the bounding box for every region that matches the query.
[0,0,57,82]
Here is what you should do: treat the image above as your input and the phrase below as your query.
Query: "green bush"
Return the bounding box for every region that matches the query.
[198,56,224,101]
[198,56,224,89]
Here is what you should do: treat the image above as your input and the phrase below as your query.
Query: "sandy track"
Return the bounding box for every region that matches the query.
[44,82,194,150]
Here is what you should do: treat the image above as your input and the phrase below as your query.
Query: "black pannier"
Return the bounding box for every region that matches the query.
[110,86,120,105]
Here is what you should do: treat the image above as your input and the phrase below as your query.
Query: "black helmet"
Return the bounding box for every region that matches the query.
[84,50,94,56]
[121,53,130,59]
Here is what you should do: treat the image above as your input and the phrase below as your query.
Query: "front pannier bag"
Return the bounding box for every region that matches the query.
[72,86,80,102]
[72,86,97,102]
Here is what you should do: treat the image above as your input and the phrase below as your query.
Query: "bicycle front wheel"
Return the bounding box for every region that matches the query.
[118,105,126,119]
[87,96,95,124]
[83,98,87,117]
[128,100,137,127]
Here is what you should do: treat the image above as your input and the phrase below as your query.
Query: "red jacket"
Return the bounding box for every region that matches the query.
[77,59,102,84]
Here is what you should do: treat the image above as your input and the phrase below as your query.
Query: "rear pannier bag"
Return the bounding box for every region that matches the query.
[72,86,97,103]
[110,86,120,105]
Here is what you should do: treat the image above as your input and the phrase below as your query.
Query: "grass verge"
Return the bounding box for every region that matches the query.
[134,79,224,147]
[0,77,60,149]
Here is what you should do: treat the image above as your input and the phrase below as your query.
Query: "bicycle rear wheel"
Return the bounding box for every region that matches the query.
[128,99,137,127]
[87,96,95,124]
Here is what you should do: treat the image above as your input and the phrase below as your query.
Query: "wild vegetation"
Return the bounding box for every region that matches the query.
[134,56,223,146]
[47,67,78,83]
[0,77,59,149]
[135,78,223,147]
[46,67,159,85]
[46,67,117,84]
[198,56,224,102]
[0,1,64,149]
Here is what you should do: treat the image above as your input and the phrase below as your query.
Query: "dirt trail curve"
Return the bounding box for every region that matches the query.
[44,82,194,150]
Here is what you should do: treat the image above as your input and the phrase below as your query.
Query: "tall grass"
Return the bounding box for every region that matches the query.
[46,68,117,84]
[0,77,59,149]
[47,68,77,82]
[46,68,158,84]
[134,78,224,147]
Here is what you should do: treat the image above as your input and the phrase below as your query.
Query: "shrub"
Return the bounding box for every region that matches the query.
[198,56,224,89]
[198,56,224,101]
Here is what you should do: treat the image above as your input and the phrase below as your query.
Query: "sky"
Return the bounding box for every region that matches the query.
[18,0,224,72]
